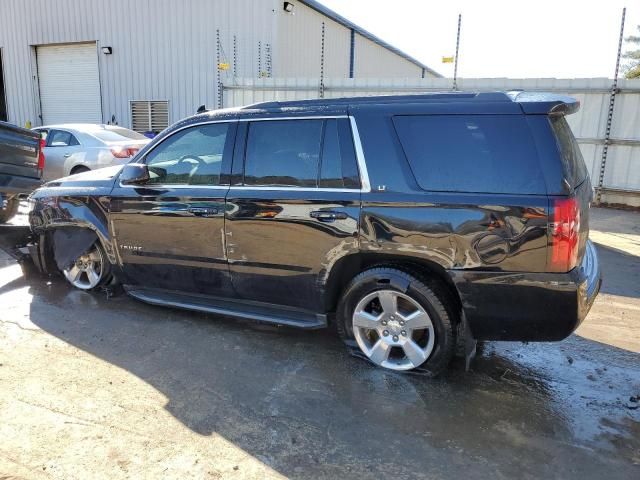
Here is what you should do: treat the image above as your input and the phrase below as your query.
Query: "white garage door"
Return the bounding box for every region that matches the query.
[37,43,102,125]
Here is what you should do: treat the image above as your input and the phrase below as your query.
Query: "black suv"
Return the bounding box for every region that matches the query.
[27,92,601,374]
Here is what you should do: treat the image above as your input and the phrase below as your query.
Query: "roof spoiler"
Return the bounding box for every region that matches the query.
[506,91,580,116]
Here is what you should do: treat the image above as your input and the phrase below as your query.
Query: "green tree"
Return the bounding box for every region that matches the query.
[623,25,640,79]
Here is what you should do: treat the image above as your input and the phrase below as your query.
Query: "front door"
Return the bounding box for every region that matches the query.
[226,117,362,312]
[108,121,237,296]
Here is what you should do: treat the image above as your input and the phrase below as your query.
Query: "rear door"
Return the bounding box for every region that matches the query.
[226,116,362,312]
[42,129,83,181]
[108,121,237,296]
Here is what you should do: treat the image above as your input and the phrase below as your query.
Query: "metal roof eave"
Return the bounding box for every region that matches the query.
[298,0,443,78]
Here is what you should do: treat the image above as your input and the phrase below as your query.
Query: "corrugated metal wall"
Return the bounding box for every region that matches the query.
[274,1,431,79]
[0,0,278,128]
[353,34,423,78]
[223,77,640,203]
[275,1,352,78]
[0,0,435,129]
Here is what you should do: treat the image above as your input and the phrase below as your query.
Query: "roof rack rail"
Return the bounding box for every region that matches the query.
[244,92,514,110]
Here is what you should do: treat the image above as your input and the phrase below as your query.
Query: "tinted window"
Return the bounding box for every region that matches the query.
[393,115,546,194]
[320,119,360,189]
[549,116,588,188]
[144,123,230,185]
[91,127,147,142]
[48,130,79,147]
[244,120,323,187]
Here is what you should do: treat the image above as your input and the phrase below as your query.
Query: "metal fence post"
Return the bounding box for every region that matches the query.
[320,22,326,99]
[216,29,222,109]
[233,35,238,78]
[452,14,462,91]
[596,7,626,205]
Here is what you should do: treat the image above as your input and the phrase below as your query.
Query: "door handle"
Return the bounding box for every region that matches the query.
[63,153,71,158]
[188,207,219,217]
[310,210,348,222]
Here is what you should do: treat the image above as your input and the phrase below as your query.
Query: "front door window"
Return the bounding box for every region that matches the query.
[144,123,230,186]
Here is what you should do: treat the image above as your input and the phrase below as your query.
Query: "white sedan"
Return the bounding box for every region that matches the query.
[33,124,151,182]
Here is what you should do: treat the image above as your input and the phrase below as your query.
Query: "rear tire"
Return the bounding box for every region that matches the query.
[0,197,20,224]
[336,267,456,376]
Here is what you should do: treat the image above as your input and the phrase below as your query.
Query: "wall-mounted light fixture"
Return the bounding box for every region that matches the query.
[101,46,113,55]
[283,2,294,13]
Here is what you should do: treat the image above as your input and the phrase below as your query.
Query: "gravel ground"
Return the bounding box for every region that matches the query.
[0,206,638,479]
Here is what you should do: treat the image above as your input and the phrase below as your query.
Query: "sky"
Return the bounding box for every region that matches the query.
[318,0,639,78]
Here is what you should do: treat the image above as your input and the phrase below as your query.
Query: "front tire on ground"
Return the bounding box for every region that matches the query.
[0,197,20,223]
[62,241,112,291]
[336,267,456,375]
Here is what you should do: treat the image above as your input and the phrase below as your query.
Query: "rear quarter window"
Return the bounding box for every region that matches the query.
[549,115,588,188]
[393,114,546,195]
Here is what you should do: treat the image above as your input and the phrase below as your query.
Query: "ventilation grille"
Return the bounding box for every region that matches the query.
[131,100,169,133]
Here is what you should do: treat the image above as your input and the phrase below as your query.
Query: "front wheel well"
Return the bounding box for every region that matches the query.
[325,253,462,323]
[34,226,103,275]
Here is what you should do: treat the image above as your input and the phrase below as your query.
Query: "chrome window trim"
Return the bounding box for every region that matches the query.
[118,184,230,190]
[118,115,371,193]
[227,186,360,193]
[238,115,348,121]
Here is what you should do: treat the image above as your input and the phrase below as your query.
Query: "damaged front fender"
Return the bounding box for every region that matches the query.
[29,194,116,271]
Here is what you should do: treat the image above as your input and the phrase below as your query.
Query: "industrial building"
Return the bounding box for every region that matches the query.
[0,0,440,132]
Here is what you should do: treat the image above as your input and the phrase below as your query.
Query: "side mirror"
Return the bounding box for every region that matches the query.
[120,163,150,185]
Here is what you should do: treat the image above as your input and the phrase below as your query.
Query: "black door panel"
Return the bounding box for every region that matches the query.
[226,117,362,312]
[109,187,232,295]
[226,189,360,311]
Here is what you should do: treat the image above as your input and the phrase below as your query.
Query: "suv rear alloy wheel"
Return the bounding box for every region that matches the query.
[337,267,456,375]
[62,242,112,290]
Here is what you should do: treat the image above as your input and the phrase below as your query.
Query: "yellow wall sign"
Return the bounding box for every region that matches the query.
[442,56,454,64]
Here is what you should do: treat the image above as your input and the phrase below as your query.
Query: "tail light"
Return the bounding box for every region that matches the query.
[38,138,46,174]
[111,146,140,159]
[549,197,580,272]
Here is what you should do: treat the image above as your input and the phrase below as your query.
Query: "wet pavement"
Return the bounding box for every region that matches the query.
[0,206,638,479]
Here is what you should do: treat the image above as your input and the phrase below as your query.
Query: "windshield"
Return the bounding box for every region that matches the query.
[91,127,147,143]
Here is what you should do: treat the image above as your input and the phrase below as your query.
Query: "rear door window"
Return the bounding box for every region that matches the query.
[244,120,323,187]
[319,119,360,189]
[243,118,360,189]
[549,115,588,188]
[393,115,546,194]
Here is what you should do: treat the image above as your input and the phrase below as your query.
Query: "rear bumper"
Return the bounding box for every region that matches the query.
[449,240,602,341]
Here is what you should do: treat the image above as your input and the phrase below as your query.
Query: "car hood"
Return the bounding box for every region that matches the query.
[30,165,123,199]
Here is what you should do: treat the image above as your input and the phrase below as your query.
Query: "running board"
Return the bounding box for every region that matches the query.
[124,286,327,329]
